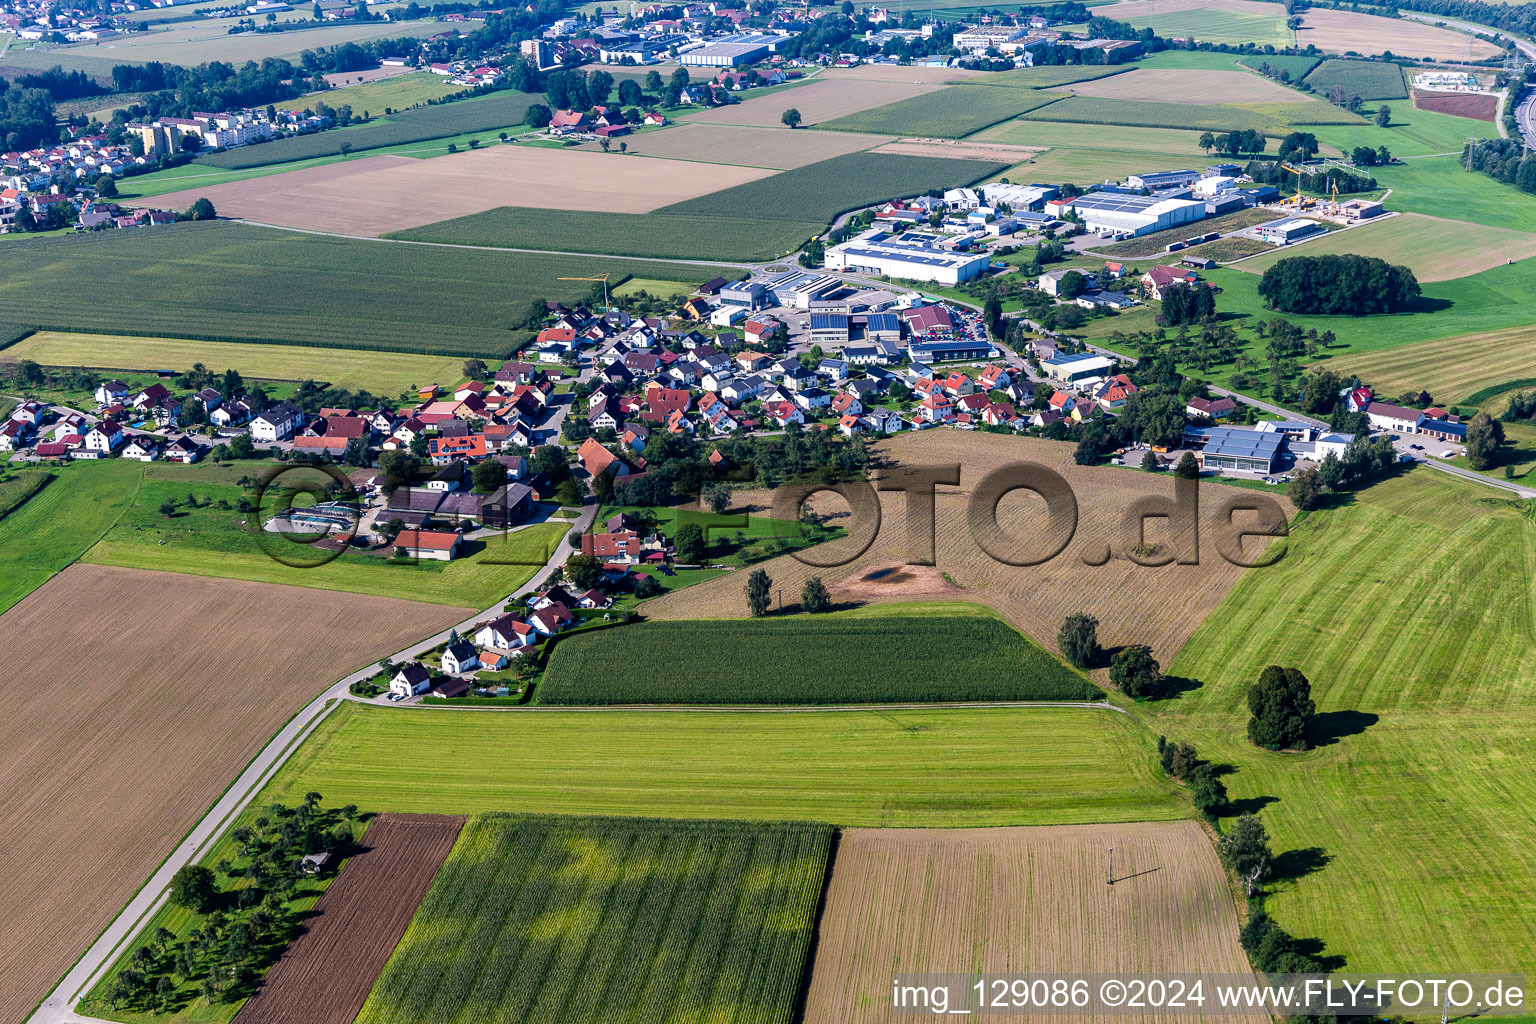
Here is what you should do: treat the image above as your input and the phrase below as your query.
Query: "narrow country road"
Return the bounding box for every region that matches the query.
[28,501,599,1024]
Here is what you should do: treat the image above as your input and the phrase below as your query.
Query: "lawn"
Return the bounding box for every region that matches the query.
[538,606,1100,705]
[816,85,1067,138]
[0,222,704,358]
[2,331,475,395]
[1158,469,1536,977]
[1233,212,1536,283]
[0,459,142,613]
[355,815,832,1024]
[256,700,1187,827]
[594,503,835,565]
[1302,58,1408,100]
[79,473,570,606]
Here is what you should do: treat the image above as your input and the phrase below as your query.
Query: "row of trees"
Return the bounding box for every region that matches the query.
[744,567,831,616]
[1463,136,1536,195]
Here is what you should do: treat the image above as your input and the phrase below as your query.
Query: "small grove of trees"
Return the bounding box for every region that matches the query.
[1465,411,1505,470]
[1057,612,1100,669]
[1156,736,1228,820]
[1246,665,1316,750]
[1156,282,1215,327]
[673,522,707,564]
[1109,644,1162,700]
[1258,254,1420,316]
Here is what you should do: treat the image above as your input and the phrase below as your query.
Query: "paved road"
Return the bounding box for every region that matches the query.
[1515,84,1536,150]
[27,500,598,1024]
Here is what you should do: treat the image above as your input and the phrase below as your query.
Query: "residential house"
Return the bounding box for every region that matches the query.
[122,436,160,461]
[249,402,303,442]
[474,614,537,649]
[83,420,124,454]
[389,663,432,697]
[1366,402,1425,434]
[441,639,479,675]
[1186,395,1237,421]
[392,528,465,561]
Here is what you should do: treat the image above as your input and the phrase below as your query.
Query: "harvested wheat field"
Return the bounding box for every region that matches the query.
[641,431,1288,669]
[145,147,775,235]
[235,814,464,1024]
[583,122,889,168]
[1299,6,1500,57]
[1316,325,1536,404]
[817,63,986,84]
[1059,67,1307,103]
[684,78,946,127]
[1236,212,1536,282]
[1413,89,1499,121]
[873,137,1046,163]
[0,564,469,1024]
[802,821,1261,1024]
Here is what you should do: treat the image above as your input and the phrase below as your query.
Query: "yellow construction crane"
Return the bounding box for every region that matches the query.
[1279,163,1315,210]
[557,273,611,310]
[1327,177,1340,216]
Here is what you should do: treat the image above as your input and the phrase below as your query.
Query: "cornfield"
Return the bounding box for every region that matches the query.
[355,814,833,1024]
[539,615,1101,705]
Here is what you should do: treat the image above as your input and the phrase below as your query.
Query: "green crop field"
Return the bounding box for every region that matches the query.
[957,65,1133,89]
[1015,95,1280,132]
[0,460,143,613]
[1158,470,1536,978]
[197,91,546,170]
[1118,7,1292,47]
[356,815,832,1024]
[817,85,1068,137]
[979,118,1214,185]
[257,701,1185,826]
[0,222,703,357]
[300,72,469,115]
[396,152,1004,261]
[79,470,570,605]
[539,609,1099,705]
[1303,58,1408,100]
[2,331,473,394]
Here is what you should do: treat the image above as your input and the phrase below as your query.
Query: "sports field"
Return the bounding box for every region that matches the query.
[1162,470,1536,978]
[256,700,1184,827]
[1234,212,1536,282]
[579,122,889,168]
[686,78,943,127]
[803,822,1259,1024]
[2,331,470,394]
[357,815,832,1024]
[0,563,467,1024]
[146,148,774,236]
[0,222,704,357]
[1316,324,1536,404]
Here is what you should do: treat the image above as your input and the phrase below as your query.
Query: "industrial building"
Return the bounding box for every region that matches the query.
[719,280,768,309]
[1044,191,1207,238]
[808,312,851,345]
[1126,169,1202,191]
[1041,351,1116,383]
[678,33,783,66]
[824,231,990,285]
[1256,217,1324,245]
[979,182,1058,210]
[1185,426,1285,473]
[911,339,994,362]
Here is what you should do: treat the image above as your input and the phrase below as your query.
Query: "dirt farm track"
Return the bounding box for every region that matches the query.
[0,564,470,1024]
[234,814,464,1024]
[802,822,1262,1024]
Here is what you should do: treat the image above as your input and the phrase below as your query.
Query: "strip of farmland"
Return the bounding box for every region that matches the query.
[232,814,464,1024]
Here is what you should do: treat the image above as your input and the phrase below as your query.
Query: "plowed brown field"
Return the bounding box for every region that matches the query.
[642,431,1288,670]
[234,814,464,1024]
[1413,89,1498,121]
[802,821,1261,1024]
[0,564,470,1024]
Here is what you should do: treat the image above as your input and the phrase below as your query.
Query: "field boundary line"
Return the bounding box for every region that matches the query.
[379,698,1132,715]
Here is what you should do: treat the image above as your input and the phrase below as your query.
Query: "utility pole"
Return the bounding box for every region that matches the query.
[1107,846,1115,886]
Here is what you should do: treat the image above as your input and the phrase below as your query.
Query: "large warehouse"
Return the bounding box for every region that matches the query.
[824,232,990,285]
[1185,426,1285,473]
[1044,191,1207,237]
[678,33,783,66]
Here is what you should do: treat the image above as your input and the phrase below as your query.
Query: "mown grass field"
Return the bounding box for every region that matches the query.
[1016,95,1287,132]
[2,331,472,394]
[81,471,570,605]
[1159,470,1536,978]
[1120,6,1293,46]
[1235,212,1536,283]
[356,815,832,1024]
[397,151,1004,260]
[1310,107,1497,159]
[300,72,469,115]
[258,701,1185,827]
[540,607,1099,705]
[1303,57,1408,100]
[817,85,1067,138]
[0,222,703,357]
[1316,324,1536,404]
[980,119,1214,185]
[1370,155,1536,234]
[0,460,142,614]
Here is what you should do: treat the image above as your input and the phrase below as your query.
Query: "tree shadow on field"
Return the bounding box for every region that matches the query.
[1154,674,1203,700]
[1308,709,1379,747]
[1225,793,1279,817]
[1270,846,1331,882]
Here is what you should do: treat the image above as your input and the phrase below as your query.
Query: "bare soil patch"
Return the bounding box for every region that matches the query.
[146,147,775,235]
[817,64,987,84]
[582,122,889,168]
[684,79,946,127]
[874,137,1046,162]
[1413,89,1498,121]
[0,564,469,1024]
[1059,66,1310,103]
[830,561,965,601]
[234,814,464,1024]
[641,431,1288,669]
[802,821,1261,1024]
[1299,6,1501,57]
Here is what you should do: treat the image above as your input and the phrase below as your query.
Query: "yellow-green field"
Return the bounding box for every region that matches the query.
[299,71,471,115]
[978,119,1215,184]
[1235,212,1536,283]
[2,331,474,394]
[1315,324,1536,404]
[614,277,697,299]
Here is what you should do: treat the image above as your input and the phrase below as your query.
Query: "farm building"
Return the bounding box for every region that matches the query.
[1041,351,1116,383]
[1366,401,1426,433]
[1044,192,1207,238]
[824,234,989,285]
[1257,218,1325,245]
[1184,426,1285,473]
